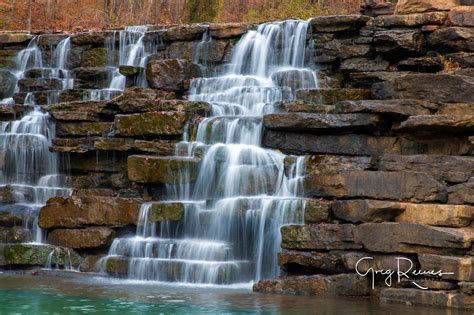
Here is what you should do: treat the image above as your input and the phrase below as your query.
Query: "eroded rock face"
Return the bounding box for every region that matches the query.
[146,59,202,91]
[114,112,187,137]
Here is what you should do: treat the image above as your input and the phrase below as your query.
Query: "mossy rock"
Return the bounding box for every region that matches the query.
[128,155,200,184]
[0,244,81,267]
[148,202,185,222]
[119,65,143,76]
[83,48,108,67]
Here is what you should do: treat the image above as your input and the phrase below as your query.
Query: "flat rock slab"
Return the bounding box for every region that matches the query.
[333,199,474,227]
[355,222,474,254]
[56,122,113,136]
[281,224,360,251]
[39,196,141,229]
[395,115,474,132]
[296,88,371,104]
[379,154,474,183]
[303,170,447,202]
[253,273,370,296]
[128,155,200,185]
[263,132,400,156]
[335,99,437,116]
[0,244,80,267]
[310,15,371,33]
[263,113,380,132]
[47,227,116,249]
[375,74,474,102]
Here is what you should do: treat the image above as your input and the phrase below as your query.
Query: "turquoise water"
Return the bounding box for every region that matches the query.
[0,272,469,314]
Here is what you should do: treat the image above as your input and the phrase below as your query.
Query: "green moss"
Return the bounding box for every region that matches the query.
[83,48,108,67]
[148,202,184,222]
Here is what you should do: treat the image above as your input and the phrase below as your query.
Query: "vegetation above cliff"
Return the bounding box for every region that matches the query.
[0,0,361,31]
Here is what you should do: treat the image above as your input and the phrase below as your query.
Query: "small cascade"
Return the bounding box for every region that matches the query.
[102,20,315,285]
[108,26,153,91]
[0,36,74,243]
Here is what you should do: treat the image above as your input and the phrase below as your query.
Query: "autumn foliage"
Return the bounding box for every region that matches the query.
[0,0,362,32]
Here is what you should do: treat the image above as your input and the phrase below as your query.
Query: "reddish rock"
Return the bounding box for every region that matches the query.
[48,227,116,249]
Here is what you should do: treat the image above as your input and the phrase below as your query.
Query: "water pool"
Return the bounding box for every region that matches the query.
[0,272,469,314]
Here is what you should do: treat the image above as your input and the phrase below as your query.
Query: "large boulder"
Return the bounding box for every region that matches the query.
[374,29,426,55]
[39,196,141,229]
[161,24,207,41]
[146,59,202,91]
[0,33,32,44]
[395,0,460,14]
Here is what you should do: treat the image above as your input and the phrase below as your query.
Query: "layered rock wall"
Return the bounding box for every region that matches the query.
[0,0,473,310]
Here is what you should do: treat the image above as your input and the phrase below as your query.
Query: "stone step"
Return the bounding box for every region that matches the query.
[108,237,232,261]
[263,113,380,132]
[334,99,438,116]
[282,223,474,255]
[56,122,113,137]
[49,100,116,122]
[295,88,371,104]
[0,104,34,121]
[332,199,474,227]
[0,243,80,268]
[273,101,335,114]
[13,89,121,105]
[0,226,33,243]
[128,155,200,185]
[51,137,176,155]
[104,256,253,284]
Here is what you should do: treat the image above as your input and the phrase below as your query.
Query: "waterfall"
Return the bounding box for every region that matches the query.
[109,26,152,91]
[102,20,316,285]
[0,36,73,243]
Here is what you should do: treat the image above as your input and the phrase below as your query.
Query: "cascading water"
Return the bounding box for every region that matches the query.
[0,36,73,243]
[102,20,316,285]
[108,26,152,91]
